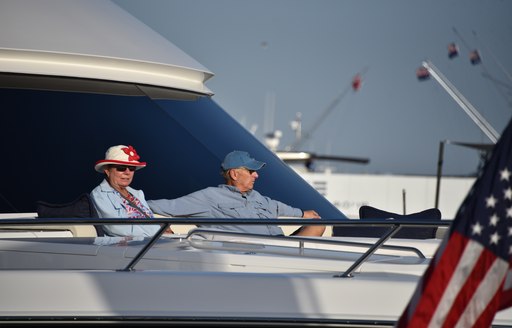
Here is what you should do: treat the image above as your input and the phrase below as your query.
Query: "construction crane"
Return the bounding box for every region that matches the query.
[421,60,499,143]
[420,60,499,209]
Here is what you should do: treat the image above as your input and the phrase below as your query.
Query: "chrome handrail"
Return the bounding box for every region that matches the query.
[184,227,429,278]
[186,228,426,256]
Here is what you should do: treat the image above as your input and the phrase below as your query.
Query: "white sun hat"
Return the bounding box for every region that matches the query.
[94,145,147,173]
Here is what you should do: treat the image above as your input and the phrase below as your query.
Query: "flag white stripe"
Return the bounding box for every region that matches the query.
[503,268,512,290]
[455,257,509,328]
[429,241,484,328]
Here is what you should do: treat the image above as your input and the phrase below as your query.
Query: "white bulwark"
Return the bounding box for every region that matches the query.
[295,169,474,219]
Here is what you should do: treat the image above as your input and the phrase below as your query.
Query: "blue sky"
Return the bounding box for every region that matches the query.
[114,0,512,176]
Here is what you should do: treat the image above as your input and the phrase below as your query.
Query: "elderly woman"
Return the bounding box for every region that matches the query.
[90,145,170,237]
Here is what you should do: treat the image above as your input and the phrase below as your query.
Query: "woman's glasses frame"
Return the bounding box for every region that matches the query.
[111,165,136,172]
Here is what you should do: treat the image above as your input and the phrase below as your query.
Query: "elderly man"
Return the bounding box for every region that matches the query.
[148,150,325,236]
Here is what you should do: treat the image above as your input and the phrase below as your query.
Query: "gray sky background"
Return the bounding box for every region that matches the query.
[114,0,512,176]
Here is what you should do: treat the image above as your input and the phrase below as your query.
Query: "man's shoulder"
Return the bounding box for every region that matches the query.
[246,189,267,199]
[203,185,234,195]
[198,185,243,200]
[185,186,224,198]
[195,186,222,193]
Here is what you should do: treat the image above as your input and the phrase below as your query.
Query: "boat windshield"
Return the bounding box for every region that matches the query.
[0,73,345,220]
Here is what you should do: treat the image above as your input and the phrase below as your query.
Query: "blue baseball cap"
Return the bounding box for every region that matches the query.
[221,150,266,171]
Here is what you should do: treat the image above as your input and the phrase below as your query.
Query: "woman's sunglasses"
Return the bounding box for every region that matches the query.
[111,165,136,172]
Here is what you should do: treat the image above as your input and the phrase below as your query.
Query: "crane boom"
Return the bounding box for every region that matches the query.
[289,69,367,151]
[422,60,499,143]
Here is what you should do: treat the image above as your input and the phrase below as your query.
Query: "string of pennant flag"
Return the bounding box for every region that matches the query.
[416,42,481,80]
[447,42,481,64]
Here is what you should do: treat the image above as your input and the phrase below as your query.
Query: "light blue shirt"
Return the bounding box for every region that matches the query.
[147,184,303,235]
[90,179,160,237]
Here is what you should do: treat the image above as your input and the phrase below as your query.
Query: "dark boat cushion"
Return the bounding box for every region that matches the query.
[332,206,441,239]
[36,193,104,236]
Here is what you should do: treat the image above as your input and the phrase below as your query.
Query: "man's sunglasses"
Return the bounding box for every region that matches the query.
[112,165,136,172]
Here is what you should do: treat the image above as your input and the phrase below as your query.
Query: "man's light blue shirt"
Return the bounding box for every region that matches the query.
[147,184,303,235]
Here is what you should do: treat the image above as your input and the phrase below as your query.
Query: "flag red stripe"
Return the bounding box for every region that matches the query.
[399,232,469,327]
[400,236,450,324]
[500,287,512,310]
[442,245,496,327]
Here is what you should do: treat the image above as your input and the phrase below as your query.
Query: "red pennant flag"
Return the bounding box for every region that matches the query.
[416,67,430,81]
[352,74,362,91]
[448,42,459,59]
[470,50,482,65]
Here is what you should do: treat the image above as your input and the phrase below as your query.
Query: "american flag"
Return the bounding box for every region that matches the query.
[397,118,512,328]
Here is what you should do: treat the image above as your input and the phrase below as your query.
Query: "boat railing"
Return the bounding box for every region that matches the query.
[0,217,451,277]
[186,227,427,257]
[184,228,430,273]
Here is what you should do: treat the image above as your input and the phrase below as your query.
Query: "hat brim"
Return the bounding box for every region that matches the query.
[242,159,266,171]
[94,160,146,173]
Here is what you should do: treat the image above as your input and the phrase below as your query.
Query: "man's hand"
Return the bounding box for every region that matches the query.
[302,210,320,219]
[295,210,325,236]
